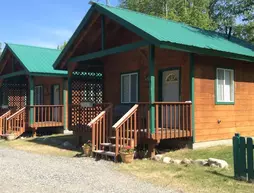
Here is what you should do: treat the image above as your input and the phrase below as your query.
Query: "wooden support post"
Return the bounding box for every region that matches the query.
[149,45,155,134]
[32,128,37,137]
[63,78,68,131]
[67,65,74,129]
[29,76,34,125]
[189,53,195,143]
[148,140,156,158]
[101,15,105,50]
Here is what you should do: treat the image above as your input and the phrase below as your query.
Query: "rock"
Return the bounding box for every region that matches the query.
[194,159,209,166]
[171,159,182,165]
[162,157,172,164]
[208,158,229,169]
[62,141,75,149]
[181,158,192,165]
[210,163,219,168]
[153,154,163,161]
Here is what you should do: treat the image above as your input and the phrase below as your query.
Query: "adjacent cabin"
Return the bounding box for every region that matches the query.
[53,3,254,160]
[0,43,68,137]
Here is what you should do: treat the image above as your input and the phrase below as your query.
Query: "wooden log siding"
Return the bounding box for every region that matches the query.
[89,104,113,152]
[0,110,11,135]
[28,105,64,128]
[6,107,26,135]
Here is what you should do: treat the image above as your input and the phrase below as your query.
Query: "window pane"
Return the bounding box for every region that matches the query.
[122,75,130,103]
[130,74,138,102]
[217,69,224,101]
[224,70,231,102]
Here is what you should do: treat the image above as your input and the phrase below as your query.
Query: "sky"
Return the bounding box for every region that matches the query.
[0,0,118,50]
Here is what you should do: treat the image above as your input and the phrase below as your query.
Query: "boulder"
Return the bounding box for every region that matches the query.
[171,159,182,165]
[153,154,163,161]
[208,158,229,169]
[181,158,192,165]
[162,157,172,164]
[194,159,209,166]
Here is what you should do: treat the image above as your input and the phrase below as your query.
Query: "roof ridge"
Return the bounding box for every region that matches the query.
[6,43,60,51]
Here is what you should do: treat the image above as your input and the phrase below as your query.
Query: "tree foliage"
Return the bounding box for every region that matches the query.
[119,0,254,43]
[57,41,67,50]
[0,43,2,56]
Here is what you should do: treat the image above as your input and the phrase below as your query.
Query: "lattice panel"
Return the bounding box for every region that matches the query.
[70,71,104,130]
[1,82,28,110]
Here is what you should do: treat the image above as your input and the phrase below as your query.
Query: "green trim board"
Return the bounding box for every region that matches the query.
[159,43,254,63]
[189,53,195,143]
[158,67,181,102]
[29,76,34,125]
[63,79,68,130]
[215,67,235,105]
[149,44,155,134]
[29,72,68,77]
[0,70,27,79]
[68,40,149,63]
[101,15,105,50]
[120,70,140,104]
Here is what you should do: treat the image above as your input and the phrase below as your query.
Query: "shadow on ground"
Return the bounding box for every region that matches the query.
[26,134,83,157]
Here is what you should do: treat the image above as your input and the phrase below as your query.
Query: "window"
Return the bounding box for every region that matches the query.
[121,72,138,103]
[35,86,43,105]
[216,68,234,104]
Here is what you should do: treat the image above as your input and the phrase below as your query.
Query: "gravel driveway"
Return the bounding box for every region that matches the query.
[0,147,177,193]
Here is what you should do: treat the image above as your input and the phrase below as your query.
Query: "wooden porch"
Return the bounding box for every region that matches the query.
[0,105,64,137]
[70,102,192,160]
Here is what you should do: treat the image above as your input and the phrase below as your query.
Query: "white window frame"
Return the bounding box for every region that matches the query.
[216,68,234,104]
[121,72,138,103]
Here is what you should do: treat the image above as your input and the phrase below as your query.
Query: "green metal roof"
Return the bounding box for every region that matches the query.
[96,3,254,59]
[4,43,67,75]
[53,2,254,69]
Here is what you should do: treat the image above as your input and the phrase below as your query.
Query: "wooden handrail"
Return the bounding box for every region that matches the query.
[90,104,113,152]
[0,110,11,119]
[6,107,26,121]
[113,104,139,129]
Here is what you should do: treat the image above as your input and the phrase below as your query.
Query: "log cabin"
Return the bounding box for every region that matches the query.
[53,2,254,160]
[0,43,68,137]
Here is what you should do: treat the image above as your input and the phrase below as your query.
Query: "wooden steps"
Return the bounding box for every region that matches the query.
[93,150,116,157]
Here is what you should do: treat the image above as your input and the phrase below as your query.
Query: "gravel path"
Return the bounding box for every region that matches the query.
[0,147,177,193]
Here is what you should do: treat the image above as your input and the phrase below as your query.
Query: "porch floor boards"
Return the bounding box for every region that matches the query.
[30,122,63,128]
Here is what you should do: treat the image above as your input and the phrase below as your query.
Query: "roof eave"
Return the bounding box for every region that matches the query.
[159,42,254,63]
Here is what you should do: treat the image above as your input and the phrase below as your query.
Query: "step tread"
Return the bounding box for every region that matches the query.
[109,136,133,140]
[100,143,122,147]
[93,150,116,157]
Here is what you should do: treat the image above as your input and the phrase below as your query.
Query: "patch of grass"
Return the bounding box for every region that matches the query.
[119,146,254,193]
[0,134,81,157]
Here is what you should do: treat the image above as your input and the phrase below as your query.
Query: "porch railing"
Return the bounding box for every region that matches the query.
[28,105,64,128]
[6,107,26,135]
[90,104,113,152]
[0,110,11,135]
[113,105,138,157]
[153,102,192,140]
[69,103,112,131]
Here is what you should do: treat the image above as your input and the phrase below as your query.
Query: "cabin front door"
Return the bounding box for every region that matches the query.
[161,68,180,128]
[52,85,60,121]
